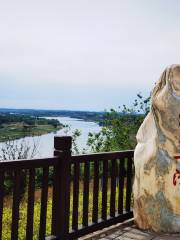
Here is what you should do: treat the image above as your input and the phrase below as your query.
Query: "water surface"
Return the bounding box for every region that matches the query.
[0,117,101,158]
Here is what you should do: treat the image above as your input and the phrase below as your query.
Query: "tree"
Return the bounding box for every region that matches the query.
[86,93,150,153]
[0,138,39,195]
[60,125,82,155]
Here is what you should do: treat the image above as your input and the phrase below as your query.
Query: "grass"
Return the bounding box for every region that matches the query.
[0,124,62,142]
[1,181,127,240]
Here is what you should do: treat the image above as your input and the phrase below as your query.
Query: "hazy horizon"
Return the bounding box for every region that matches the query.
[1,0,180,111]
[0,107,105,112]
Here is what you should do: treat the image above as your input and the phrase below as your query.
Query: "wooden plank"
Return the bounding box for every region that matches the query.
[71,151,134,164]
[0,157,58,170]
[72,162,80,231]
[51,166,58,235]
[69,212,133,239]
[26,168,35,240]
[39,167,49,239]
[11,170,21,240]
[110,159,116,217]
[0,171,4,240]
[92,160,99,223]
[101,160,108,220]
[125,157,133,212]
[118,158,125,214]
[83,161,90,227]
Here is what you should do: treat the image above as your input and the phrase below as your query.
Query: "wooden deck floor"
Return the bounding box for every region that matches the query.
[81,220,180,240]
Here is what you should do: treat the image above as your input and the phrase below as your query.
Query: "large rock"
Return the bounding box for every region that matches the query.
[133,65,180,232]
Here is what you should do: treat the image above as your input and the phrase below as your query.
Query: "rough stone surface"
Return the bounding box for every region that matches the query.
[133,65,180,232]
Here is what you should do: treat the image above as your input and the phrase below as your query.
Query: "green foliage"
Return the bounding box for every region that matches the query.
[0,114,63,142]
[72,129,81,155]
[0,114,61,128]
[2,183,127,239]
[61,125,82,155]
[87,94,150,152]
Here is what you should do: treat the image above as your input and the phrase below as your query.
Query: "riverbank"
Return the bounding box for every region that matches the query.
[0,123,63,142]
[0,116,101,157]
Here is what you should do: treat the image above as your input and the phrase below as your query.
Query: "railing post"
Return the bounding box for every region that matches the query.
[52,136,72,239]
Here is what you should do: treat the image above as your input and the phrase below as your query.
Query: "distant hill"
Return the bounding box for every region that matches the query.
[0,108,106,123]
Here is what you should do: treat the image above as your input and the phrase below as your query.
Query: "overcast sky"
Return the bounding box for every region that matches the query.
[0,0,180,111]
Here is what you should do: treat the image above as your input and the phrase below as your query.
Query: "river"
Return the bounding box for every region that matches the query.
[0,117,101,158]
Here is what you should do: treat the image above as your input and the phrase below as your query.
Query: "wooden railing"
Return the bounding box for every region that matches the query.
[0,136,134,240]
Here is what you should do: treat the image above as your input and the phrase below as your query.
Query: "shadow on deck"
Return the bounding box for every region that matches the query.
[81,219,180,240]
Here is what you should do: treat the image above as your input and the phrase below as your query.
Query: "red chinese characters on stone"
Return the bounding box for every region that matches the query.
[173,114,180,186]
[173,169,180,186]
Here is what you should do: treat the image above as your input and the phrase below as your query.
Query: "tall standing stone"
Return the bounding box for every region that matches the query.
[133,65,180,232]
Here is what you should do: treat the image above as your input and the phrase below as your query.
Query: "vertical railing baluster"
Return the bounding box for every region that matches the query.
[102,160,108,220]
[92,160,99,223]
[72,162,80,231]
[51,165,58,236]
[110,159,116,217]
[118,158,125,214]
[0,170,4,240]
[125,157,133,212]
[26,168,35,240]
[83,161,90,227]
[11,169,21,240]
[39,166,49,239]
